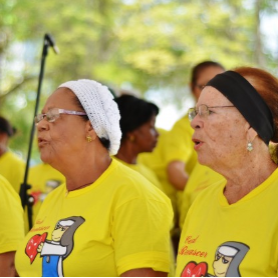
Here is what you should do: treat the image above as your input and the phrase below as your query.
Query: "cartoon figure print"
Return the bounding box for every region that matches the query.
[25,216,85,277]
[181,241,250,277]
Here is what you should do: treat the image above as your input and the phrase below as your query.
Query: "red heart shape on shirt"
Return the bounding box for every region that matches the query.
[30,191,42,205]
[181,261,208,277]
[25,232,47,264]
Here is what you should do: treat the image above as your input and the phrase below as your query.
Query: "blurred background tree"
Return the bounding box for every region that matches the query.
[0,0,277,163]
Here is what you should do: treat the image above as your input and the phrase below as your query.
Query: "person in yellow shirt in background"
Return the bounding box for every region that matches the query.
[114,94,163,191]
[0,116,25,194]
[0,174,24,276]
[114,94,175,276]
[165,61,225,205]
[139,61,225,252]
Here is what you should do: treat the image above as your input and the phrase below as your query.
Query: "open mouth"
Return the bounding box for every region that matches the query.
[38,137,48,146]
[192,138,201,146]
[192,138,203,150]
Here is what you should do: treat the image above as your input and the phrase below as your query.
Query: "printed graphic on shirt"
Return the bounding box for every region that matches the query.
[180,240,250,277]
[25,216,85,277]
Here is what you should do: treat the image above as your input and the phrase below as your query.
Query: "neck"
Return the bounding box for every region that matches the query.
[53,149,112,192]
[116,143,138,164]
[0,143,7,156]
[222,158,277,204]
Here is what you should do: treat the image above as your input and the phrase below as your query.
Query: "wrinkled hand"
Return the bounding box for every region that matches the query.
[37,242,44,253]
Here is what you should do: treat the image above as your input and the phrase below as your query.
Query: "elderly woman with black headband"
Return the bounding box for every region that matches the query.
[15,80,173,277]
[175,67,278,277]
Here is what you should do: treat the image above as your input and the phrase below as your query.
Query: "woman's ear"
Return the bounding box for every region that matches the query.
[86,121,97,140]
[0,133,9,145]
[247,126,258,142]
[126,131,136,143]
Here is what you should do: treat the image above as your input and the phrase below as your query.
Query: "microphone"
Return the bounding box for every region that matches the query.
[45,33,59,54]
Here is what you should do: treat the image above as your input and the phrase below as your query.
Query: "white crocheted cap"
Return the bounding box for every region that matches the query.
[58,79,121,155]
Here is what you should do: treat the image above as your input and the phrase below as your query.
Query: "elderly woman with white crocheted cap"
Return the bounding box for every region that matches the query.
[15,80,173,277]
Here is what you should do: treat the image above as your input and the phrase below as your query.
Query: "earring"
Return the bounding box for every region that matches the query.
[86,136,92,142]
[247,141,253,152]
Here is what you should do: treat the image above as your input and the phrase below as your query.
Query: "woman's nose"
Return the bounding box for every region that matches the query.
[190,115,202,129]
[154,128,159,138]
[36,118,49,132]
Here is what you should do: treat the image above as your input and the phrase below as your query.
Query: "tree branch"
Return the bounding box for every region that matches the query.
[0,76,35,103]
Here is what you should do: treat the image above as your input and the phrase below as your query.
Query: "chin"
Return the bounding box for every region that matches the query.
[198,156,213,168]
[40,157,49,164]
[40,152,52,165]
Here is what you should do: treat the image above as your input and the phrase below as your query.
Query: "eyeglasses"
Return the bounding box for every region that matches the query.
[188,104,235,121]
[35,108,87,124]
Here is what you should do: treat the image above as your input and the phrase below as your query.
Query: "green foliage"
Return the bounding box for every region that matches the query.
[0,0,277,160]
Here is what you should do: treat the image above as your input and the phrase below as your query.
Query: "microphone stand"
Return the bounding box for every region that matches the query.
[20,33,59,230]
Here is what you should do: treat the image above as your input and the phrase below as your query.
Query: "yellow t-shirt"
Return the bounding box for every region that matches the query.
[0,150,25,193]
[114,156,175,276]
[15,159,173,277]
[114,158,176,277]
[24,163,65,232]
[179,163,225,229]
[0,174,25,254]
[113,157,164,192]
[176,168,278,277]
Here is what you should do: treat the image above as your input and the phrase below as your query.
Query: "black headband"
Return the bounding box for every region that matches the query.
[206,70,274,145]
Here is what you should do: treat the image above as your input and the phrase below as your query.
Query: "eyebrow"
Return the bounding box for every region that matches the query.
[41,106,55,113]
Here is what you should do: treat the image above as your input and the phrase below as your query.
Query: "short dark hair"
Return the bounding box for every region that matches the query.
[114,94,159,140]
[191,61,225,85]
[0,116,15,137]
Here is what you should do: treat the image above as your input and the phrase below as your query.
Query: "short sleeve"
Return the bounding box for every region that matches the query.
[113,196,173,275]
[0,175,25,254]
